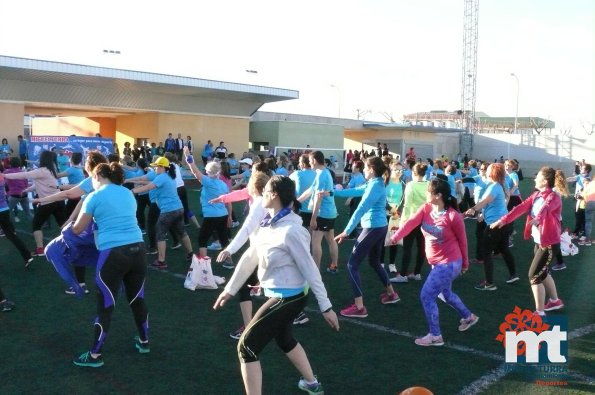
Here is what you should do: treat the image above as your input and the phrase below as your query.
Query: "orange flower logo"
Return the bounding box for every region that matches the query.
[496,306,550,356]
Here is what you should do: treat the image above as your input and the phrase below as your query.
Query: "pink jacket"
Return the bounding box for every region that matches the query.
[391,203,468,270]
[500,188,561,247]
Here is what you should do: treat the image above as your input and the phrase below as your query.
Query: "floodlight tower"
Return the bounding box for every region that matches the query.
[460,0,479,134]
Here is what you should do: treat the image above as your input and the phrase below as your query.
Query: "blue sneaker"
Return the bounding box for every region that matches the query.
[134,336,150,354]
[73,351,104,368]
[1,299,15,312]
[298,377,324,394]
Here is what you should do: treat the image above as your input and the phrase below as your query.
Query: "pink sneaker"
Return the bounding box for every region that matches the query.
[340,304,368,318]
[380,292,400,304]
[458,314,479,331]
[414,333,444,346]
[544,298,564,312]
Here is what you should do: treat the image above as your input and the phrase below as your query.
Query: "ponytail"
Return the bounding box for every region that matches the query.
[94,162,125,185]
[167,163,176,179]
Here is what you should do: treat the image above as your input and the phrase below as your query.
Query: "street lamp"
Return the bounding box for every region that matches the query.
[330,84,342,118]
[510,73,519,134]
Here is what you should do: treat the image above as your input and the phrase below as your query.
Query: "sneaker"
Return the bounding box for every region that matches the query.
[474,281,497,291]
[340,304,368,318]
[170,243,182,250]
[326,264,338,274]
[0,300,15,312]
[578,235,587,243]
[25,256,34,269]
[298,377,324,394]
[414,333,444,347]
[580,240,592,246]
[207,242,222,251]
[32,247,45,257]
[141,229,147,235]
[14,216,20,223]
[380,292,400,304]
[149,259,168,270]
[145,248,158,255]
[293,312,310,325]
[232,221,240,228]
[229,325,245,340]
[544,298,564,312]
[506,275,520,284]
[508,240,514,248]
[534,310,546,317]
[73,351,104,368]
[222,258,235,269]
[407,273,422,281]
[390,274,408,283]
[65,284,90,295]
[388,263,397,273]
[134,336,150,353]
[551,262,567,271]
[458,314,479,331]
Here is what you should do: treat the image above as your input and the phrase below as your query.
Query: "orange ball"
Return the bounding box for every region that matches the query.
[399,387,434,395]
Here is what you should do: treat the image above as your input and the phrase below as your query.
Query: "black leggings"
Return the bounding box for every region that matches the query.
[529,244,551,285]
[135,194,150,231]
[481,223,516,284]
[400,224,425,275]
[238,269,259,303]
[198,216,229,248]
[238,292,307,363]
[147,202,179,249]
[0,211,30,263]
[91,242,149,354]
[32,201,66,231]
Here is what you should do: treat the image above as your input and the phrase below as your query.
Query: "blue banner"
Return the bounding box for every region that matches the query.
[28,136,113,166]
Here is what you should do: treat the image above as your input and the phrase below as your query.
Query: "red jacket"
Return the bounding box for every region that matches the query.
[500,188,561,247]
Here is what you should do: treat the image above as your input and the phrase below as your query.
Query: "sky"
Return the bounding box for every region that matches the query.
[0,0,592,133]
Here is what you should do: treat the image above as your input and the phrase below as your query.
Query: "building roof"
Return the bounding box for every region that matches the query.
[0,55,298,118]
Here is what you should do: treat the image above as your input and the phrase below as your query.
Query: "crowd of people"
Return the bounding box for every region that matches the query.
[0,140,592,395]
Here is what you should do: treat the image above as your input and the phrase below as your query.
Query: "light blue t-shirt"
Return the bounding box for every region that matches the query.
[82,183,142,250]
[334,177,388,234]
[77,176,94,195]
[291,169,316,214]
[57,155,70,173]
[152,173,183,213]
[506,172,521,196]
[310,168,337,219]
[65,166,85,185]
[347,172,366,189]
[146,170,158,202]
[276,167,289,176]
[385,180,405,207]
[200,176,229,217]
[241,169,252,185]
[481,182,508,225]
[446,174,457,198]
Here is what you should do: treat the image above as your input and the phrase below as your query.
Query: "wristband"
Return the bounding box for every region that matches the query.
[186,155,194,164]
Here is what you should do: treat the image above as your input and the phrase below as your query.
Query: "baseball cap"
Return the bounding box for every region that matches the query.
[150,157,170,168]
[239,158,253,166]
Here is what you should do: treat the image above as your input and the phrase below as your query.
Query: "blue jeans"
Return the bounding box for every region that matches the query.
[421,260,471,336]
[585,201,595,239]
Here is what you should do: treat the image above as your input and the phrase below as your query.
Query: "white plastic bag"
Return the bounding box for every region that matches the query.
[384,216,403,247]
[184,255,225,290]
[560,231,579,256]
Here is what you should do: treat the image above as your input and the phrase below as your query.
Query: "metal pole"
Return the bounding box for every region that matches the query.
[510,73,519,134]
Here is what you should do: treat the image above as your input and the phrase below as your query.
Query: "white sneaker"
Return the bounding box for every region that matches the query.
[388,264,397,273]
[390,274,408,283]
[14,216,20,223]
[408,273,422,281]
[207,242,222,251]
[232,221,240,228]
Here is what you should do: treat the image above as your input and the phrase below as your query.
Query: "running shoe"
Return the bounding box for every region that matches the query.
[14,216,20,223]
[544,298,564,312]
[380,292,400,304]
[222,258,235,269]
[229,325,245,340]
[207,242,222,251]
[390,274,408,283]
[73,351,104,368]
[474,281,497,291]
[145,248,158,255]
[506,275,520,284]
[293,312,310,325]
[65,285,90,295]
[388,263,397,273]
[0,300,15,312]
[150,260,168,270]
[170,243,182,250]
[534,310,546,317]
[25,256,34,269]
[414,333,444,347]
[340,304,368,318]
[32,247,45,257]
[407,273,422,281]
[458,314,479,331]
[325,264,338,274]
[579,240,592,246]
[298,377,324,394]
[232,221,240,228]
[551,262,567,271]
[134,336,150,353]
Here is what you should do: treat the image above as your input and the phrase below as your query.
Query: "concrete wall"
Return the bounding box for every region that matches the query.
[0,103,25,150]
[471,133,595,176]
[250,121,344,150]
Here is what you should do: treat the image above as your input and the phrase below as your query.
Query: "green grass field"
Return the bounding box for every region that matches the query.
[0,179,593,394]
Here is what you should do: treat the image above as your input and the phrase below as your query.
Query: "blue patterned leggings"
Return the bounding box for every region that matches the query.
[421,260,471,336]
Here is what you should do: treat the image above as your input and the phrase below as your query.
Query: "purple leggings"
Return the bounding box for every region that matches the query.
[421,260,471,336]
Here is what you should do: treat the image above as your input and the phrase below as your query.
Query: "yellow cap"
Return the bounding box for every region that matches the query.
[150,157,170,168]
